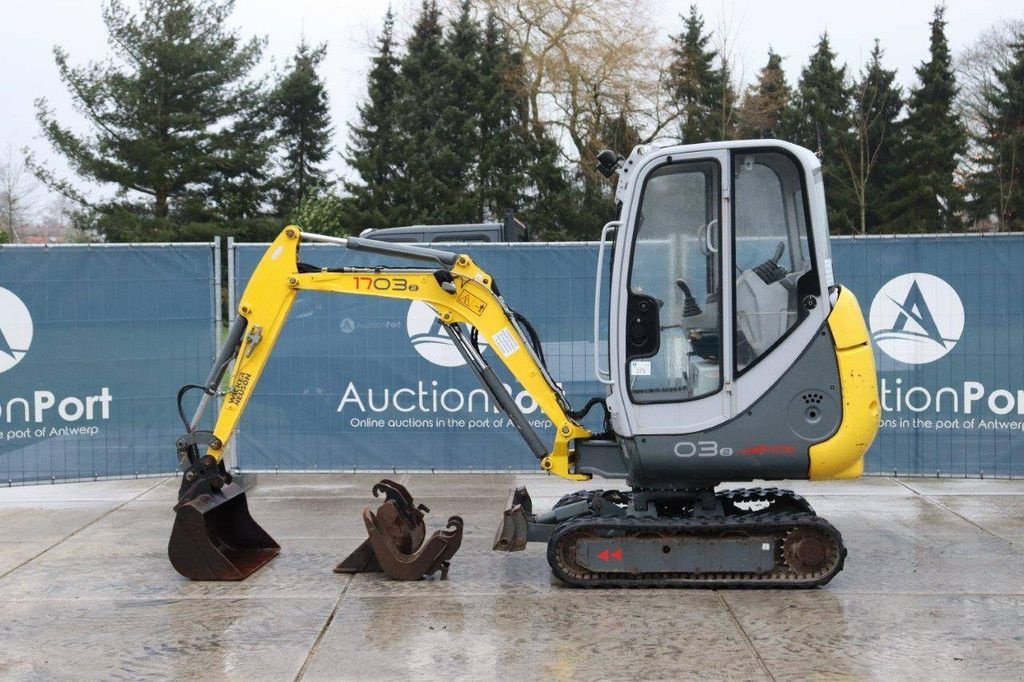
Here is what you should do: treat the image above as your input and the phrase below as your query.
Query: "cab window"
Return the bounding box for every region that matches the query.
[732,151,815,373]
[627,159,722,403]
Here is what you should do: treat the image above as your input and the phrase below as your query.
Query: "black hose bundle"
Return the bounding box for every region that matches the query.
[176,384,214,430]
[469,306,613,439]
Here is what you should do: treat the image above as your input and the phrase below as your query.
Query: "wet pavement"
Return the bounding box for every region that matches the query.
[0,473,1022,680]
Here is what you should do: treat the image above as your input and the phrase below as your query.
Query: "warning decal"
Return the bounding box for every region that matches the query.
[456,290,488,316]
[492,328,520,357]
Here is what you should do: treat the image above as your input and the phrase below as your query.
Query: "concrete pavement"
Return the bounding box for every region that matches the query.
[0,474,1022,680]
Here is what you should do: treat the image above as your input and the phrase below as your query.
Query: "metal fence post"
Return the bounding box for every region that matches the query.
[212,237,221,357]
[224,236,240,472]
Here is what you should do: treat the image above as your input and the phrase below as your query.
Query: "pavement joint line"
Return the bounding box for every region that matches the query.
[295,574,354,682]
[717,591,776,682]
[892,478,1013,545]
[0,476,172,584]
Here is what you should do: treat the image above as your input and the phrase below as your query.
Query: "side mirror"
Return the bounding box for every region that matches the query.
[596,149,623,178]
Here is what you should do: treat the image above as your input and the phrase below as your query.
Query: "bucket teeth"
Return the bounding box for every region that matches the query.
[336,480,464,580]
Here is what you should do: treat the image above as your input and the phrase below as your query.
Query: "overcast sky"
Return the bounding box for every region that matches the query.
[1,0,1021,201]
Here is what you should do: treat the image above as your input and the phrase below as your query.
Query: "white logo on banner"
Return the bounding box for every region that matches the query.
[0,287,33,374]
[869,273,964,365]
[406,301,486,367]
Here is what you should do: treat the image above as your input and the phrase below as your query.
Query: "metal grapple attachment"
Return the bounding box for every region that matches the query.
[335,479,464,580]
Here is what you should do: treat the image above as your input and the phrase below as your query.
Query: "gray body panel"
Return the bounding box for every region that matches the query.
[614,325,841,488]
[575,440,630,479]
[578,537,776,573]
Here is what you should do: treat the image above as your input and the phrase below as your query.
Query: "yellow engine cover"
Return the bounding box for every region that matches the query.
[808,287,881,480]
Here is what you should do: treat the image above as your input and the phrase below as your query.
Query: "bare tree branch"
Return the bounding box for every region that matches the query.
[0,143,39,243]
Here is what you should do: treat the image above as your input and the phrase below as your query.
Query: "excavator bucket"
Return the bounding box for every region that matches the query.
[168,481,280,581]
[334,499,425,573]
[335,479,428,573]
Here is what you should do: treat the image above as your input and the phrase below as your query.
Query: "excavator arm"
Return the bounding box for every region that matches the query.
[179,226,592,484]
[168,226,594,580]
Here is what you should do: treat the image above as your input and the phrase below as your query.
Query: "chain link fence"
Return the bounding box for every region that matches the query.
[0,242,217,485]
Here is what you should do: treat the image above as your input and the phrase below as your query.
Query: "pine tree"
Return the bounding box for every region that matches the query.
[839,41,906,233]
[205,100,275,223]
[437,0,484,222]
[271,41,333,218]
[340,4,572,237]
[784,33,857,231]
[30,0,269,239]
[894,5,967,231]
[476,12,518,220]
[737,49,790,139]
[391,0,458,224]
[667,5,733,142]
[341,8,402,232]
[476,12,567,230]
[968,34,1024,229]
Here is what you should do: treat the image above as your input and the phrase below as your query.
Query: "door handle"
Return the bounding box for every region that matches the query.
[704,219,719,254]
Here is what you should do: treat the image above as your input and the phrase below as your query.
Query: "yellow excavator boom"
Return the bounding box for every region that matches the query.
[199,226,591,481]
[168,226,597,581]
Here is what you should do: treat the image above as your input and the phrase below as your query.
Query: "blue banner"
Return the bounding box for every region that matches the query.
[834,235,1024,477]
[235,235,1024,477]
[0,244,216,483]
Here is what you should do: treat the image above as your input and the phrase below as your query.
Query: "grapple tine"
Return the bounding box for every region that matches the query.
[372,479,429,523]
[168,481,280,581]
[373,479,414,506]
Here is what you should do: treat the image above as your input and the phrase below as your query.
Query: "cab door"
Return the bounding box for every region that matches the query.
[608,150,732,436]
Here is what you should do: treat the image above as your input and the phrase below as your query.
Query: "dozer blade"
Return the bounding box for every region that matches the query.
[493,486,533,552]
[169,481,280,581]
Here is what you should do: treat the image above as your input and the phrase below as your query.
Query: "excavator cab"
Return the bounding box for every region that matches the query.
[590,142,875,489]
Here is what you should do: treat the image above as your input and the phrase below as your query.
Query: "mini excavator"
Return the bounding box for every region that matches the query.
[169,140,880,587]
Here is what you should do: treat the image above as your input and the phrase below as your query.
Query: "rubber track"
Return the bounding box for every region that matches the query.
[547,511,846,589]
[553,487,816,515]
[717,487,816,515]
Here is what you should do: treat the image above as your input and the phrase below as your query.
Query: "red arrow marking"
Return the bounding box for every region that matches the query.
[739,444,796,455]
[597,549,610,562]
[611,548,623,560]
